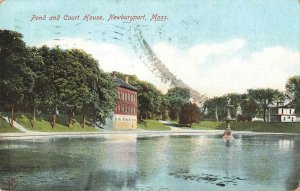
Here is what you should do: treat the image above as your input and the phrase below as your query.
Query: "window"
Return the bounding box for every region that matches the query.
[290,109,292,114]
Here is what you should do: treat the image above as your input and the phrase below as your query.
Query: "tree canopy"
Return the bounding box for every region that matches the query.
[179,102,200,127]
[166,87,190,120]
[286,75,300,111]
[0,29,117,128]
[247,88,284,122]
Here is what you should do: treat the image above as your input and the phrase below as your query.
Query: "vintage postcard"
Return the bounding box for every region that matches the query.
[0,0,299,191]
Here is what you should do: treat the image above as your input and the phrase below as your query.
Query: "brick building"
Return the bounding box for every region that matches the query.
[105,72,138,129]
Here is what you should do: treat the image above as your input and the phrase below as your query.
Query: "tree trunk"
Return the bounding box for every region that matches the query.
[93,114,97,127]
[11,106,14,128]
[51,113,56,128]
[82,113,86,128]
[32,106,36,128]
[68,109,74,128]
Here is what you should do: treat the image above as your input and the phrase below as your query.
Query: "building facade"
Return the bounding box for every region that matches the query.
[267,101,296,122]
[110,72,138,129]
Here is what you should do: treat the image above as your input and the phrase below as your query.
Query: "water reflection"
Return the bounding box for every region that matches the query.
[0,134,299,191]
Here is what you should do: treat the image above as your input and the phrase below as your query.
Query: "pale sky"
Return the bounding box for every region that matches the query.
[0,0,299,97]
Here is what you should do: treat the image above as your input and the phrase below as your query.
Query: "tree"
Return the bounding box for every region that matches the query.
[158,95,170,120]
[240,98,258,121]
[247,88,284,122]
[179,102,200,127]
[166,87,190,120]
[203,96,227,121]
[37,46,65,128]
[0,30,34,128]
[285,75,300,112]
[135,81,162,120]
[22,47,44,128]
[38,47,117,128]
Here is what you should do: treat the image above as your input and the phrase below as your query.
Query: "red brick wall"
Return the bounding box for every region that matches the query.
[114,87,137,116]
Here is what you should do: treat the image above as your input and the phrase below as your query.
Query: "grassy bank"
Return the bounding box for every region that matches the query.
[138,120,171,131]
[1,112,98,132]
[191,121,224,130]
[188,120,300,134]
[0,117,20,133]
[228,122,300,134]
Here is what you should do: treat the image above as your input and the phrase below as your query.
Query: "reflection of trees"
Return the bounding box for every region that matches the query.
[136,136,168,180]
[286,137,300,190]
[167,136,194,174]
[78,170,137,190]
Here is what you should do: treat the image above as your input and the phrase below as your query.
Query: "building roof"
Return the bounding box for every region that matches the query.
[114,78,138,91]
[272,103,295,109]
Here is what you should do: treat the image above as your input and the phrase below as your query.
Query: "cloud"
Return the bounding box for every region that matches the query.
[38,38,170,92]
[38,38,300,97]
[152,40,300,97]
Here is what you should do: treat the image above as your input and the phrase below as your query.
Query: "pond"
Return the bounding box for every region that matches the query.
[0,133,299,191]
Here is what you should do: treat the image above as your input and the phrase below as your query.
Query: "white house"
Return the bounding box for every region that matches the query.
[266,100,297,122]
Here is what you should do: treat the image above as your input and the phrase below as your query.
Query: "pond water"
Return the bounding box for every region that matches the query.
[0,133,299,191]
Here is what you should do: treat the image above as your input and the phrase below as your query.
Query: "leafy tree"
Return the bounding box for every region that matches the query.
[37,46,65,127]
[72,50,117,127]
[56,49,91,128]
[166,87,190,120]
[158,95,170,120]
[38,47,117,128]
[240,98,258,121]
[285,75,300,112]
[179,102,200,127]
[22,47,45,128]
[203,96,227,121]
[135,81,162,120]
[247,88,284,122]
[0,30,34,128]
[203,93,258,122]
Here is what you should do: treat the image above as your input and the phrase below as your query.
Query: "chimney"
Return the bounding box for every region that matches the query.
[125,76,129,83]
[112,71,117,78]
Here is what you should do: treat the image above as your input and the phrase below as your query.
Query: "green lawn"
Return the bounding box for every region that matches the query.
[0,117,20,133]
[170,120,300,134]
[6,112,98,132]
[229,122,300,134]
[166,120,223,130]
[192,121,224,130]
[138,119,171,131]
